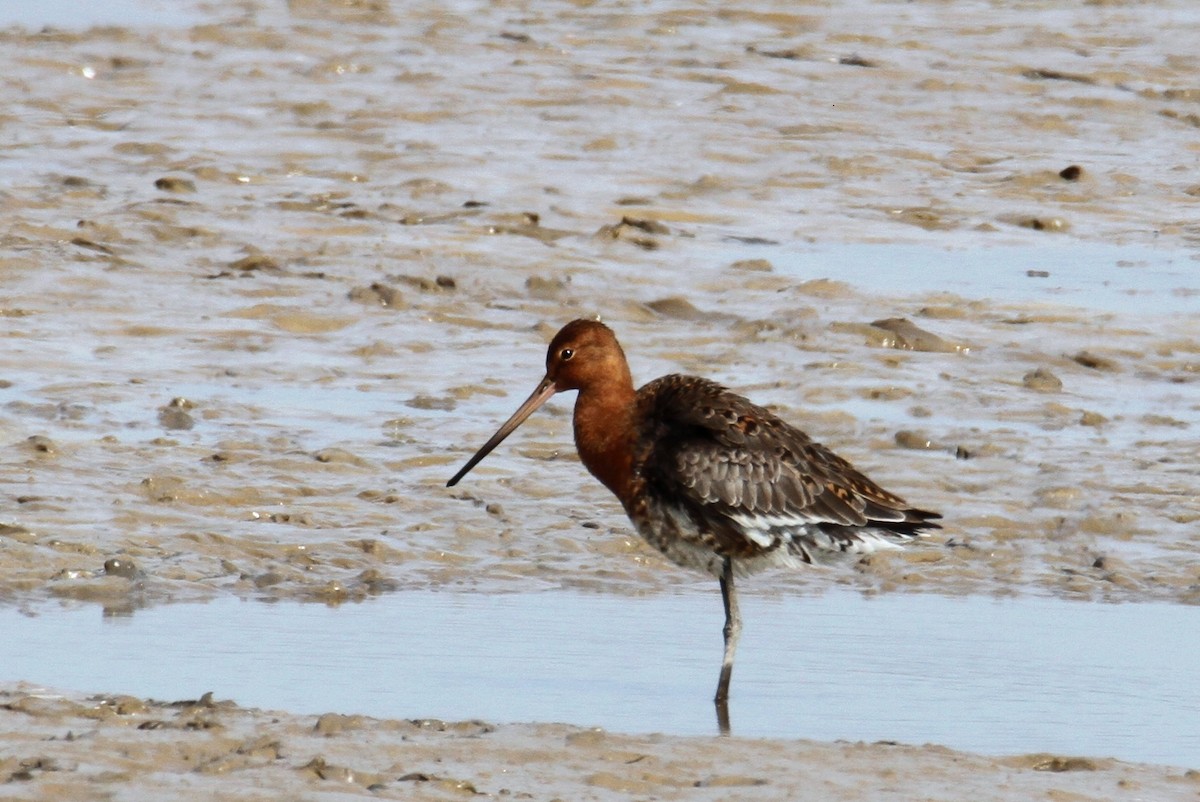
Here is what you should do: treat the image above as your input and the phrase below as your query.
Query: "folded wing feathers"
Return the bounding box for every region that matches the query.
[640,375,935,556]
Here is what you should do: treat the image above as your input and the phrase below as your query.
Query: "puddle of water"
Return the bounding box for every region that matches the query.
[0,0,202,29]
[765,242,1199,317]
[4,589,1197,768]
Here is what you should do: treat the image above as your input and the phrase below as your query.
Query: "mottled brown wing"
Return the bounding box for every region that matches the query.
[635,374,938,533]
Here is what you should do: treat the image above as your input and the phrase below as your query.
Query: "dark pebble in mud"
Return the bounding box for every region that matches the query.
[596,216,667,249]
[154,176,196,193]
[1023,367,1063,392]
[894,430,936,450]
[70,236,114,255]
[314,712,366,735]
[103,557,138,578]
[868,318,965,353]
[839,53,878,68]
[265,512,312,525]
[348,282,406,308]
[1025,755,1099,772]
[393,275,452,293]
[1072,350,1119,371]
[1010,215,1068,232]
[229,253,281,273]
[24,435,57,455]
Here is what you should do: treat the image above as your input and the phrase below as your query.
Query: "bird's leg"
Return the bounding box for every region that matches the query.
[715,557,741,710]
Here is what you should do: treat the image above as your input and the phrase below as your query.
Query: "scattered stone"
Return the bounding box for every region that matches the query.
[1022,367,1062,392]
[265,512,313,525]
[894,430,935,450]
[393,275,448,293]
[1072,351,1118,371]
[1011,215,1069,232]
[596,216,667,249]
[1030,755,1099,772]
[867,318,967,353]
[729,258,773,272]
[348,282,406,308]
[229,253,280,272]
[24,435,57,455]
[70,237,115,255]
[839,53,878,68]
[154,176,196,193]
[314,713,365,735]
[103,557,138,578]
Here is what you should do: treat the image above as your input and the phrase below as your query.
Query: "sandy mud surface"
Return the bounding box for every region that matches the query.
[1,0,1199,797]
[3,684,1199,801]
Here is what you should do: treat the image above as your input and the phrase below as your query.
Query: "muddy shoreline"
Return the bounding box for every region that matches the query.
[4,684,1199,801]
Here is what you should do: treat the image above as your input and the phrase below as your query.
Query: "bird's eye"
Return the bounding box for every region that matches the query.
[560,348,574,361]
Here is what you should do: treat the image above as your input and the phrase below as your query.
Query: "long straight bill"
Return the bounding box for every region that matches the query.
[446,376,558,486]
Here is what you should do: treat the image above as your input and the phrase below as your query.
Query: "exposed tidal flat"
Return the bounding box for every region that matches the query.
[1,0,1198,798]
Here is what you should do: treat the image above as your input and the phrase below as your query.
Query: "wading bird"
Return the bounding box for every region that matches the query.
[448,319,941,729]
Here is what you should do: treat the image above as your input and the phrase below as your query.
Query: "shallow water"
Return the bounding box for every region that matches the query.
[4,589,1198,767]
[773,242,1200,315]
[0,0,200,29]
[2,0,1198,608]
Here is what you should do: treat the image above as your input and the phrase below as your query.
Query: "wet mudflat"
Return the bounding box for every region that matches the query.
[1,0,1199,797]
[5,682,1197,802]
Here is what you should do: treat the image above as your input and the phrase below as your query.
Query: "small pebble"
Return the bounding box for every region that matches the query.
[154,176,196,193]
[1023,367,1063,392]
[103,557,138,578]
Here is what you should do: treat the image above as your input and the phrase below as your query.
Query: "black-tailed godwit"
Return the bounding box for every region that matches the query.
[448,319,941,727]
